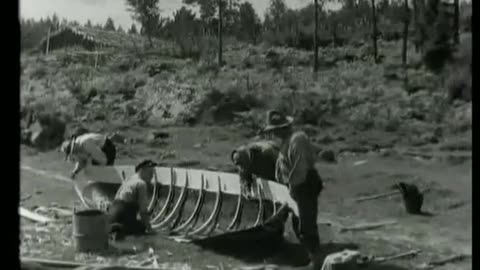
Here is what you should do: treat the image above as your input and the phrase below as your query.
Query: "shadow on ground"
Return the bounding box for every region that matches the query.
[194,235,409,270]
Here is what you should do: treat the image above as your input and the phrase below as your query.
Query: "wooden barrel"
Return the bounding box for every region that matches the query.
[72,209,109,253]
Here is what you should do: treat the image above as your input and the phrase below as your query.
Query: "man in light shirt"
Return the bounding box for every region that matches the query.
[108,159,156,240]
[260,110,324,270]
[60,133,117,179]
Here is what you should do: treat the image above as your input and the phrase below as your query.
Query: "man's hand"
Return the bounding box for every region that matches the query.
[241,182,254,200]
[145,223,153,234]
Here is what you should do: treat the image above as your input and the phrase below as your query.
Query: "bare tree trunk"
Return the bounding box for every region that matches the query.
[403,0,409,89]
[46,26,51,55]
[412,0,419,52]
[370,0,378,63]
[454,0,460,44]
[314,0,319,72]
[148,34,153,48]
[218,0,223,66]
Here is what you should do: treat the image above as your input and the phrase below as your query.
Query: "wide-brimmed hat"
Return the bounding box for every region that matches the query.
[135,159,158,172]
[261,110,294,133]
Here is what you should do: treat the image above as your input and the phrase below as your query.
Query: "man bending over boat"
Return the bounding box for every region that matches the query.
[60,132,117,179]
[260,110,324,270]
[108,159,156,240]
[231,140,280,198]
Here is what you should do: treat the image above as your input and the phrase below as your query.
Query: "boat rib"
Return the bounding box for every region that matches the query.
[150,168,175,223]
[186,176,223,237]
[151,172,189,229]
[147,171,159,213]
[169,175,205,233]
[226,191,243,231]
[254,181,264,227]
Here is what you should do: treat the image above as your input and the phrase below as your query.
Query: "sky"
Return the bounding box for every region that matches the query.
[20,0,341,29]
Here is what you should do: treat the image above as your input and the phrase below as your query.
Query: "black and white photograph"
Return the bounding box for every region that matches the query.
[20,0,472,269]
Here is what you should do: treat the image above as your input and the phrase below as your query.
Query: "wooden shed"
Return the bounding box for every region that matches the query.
[38,26,158,53]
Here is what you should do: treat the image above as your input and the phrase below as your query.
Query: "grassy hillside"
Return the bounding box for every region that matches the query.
[20,35,471,151]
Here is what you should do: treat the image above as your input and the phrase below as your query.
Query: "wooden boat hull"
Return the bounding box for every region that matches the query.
[76,166,298,242]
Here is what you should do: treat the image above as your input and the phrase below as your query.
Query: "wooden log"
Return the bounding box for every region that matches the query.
[49,207,73,216]
[339,220,397,232]
[19,207,53,223]
[354,190,401,202]
[21,257,184,270]
[374,249,421,263]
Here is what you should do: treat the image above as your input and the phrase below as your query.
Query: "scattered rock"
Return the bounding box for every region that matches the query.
[317,134,335,144]
[146,131,170,147]
[444,154,471,165]
[353,160,368,166]
[319,150,336,163]
[21,194,32,202]
[151,131,170,140]
[194,143,204,149]
[447,200,468,210]
[439,140,472,151]
[380,149,398,157]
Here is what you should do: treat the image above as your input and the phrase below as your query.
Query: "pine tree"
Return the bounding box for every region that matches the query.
[104,17,116,31]
[125,0,160,47]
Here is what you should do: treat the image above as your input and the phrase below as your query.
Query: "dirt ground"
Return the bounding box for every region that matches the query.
[20,125,471,270]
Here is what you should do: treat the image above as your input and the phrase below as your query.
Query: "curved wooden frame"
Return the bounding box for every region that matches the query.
[254,181,264,227]
[147,171,159,213]
[151,172,189,229]
[170,175,205,233]
[150,168,175,223]
[227,191,243,231]
[186,176,223,237]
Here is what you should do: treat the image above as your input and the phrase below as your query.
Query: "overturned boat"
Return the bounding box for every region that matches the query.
[75,165,299,244]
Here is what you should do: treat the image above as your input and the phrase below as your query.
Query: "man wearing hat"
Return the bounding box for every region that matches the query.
[60,133,117,179]
[261,110,324,269]
[108,159,157,239]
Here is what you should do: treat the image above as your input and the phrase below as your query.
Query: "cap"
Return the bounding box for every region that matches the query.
[135,159,158,172]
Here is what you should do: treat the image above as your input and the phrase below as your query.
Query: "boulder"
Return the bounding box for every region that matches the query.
[26,113,66,151]
[319,150,336,163]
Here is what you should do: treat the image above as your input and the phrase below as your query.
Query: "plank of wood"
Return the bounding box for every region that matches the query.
[49,207,73,216]
[354,190,401,202]
[21,257,182,270]
[374,249,421,263]
[339,220,397,232]
[19,207,53,223]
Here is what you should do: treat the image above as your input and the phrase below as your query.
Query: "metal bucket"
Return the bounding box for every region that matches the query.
[72,209,109,253]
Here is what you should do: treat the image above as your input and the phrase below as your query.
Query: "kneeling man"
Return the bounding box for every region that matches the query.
[108,159,156,239]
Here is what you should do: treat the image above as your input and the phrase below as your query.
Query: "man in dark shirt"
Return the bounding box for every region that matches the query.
[231,140,280,198]
[108,159,156,239]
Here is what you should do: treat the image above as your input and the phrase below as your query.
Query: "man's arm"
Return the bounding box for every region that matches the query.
[81,140,107,165]
[287,134,312,186]
[137,183,152,232]
[71,159,88,179]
